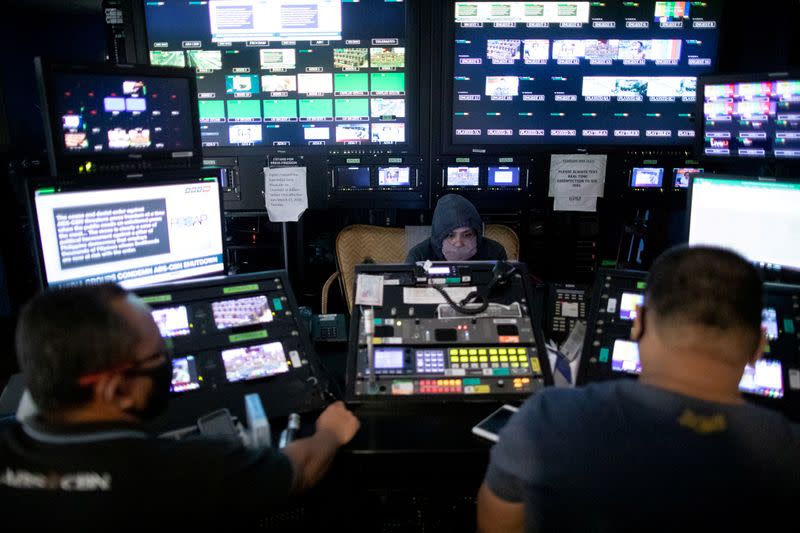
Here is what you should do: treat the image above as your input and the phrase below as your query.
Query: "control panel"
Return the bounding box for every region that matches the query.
[346,262,552,403]
[577,269,800,420]
[135,271,329,430]
[546,282,590,342]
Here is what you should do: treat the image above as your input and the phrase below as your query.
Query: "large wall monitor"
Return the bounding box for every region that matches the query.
[448,1,721,147]
[144,0,411,149]
[35,59,201,176]
[698,71,800,159]
[28,174,226,289]
[688,175,800,275]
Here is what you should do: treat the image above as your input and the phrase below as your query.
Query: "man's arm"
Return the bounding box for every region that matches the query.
[281,401,359,492]
[477,482,525,533]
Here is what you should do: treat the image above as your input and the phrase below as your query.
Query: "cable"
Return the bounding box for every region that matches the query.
[431,284,489,315]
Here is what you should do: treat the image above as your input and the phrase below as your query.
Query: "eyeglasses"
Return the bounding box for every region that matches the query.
[77,348,169,387]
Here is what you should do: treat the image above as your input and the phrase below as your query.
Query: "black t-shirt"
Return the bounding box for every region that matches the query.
[0,418,294,531]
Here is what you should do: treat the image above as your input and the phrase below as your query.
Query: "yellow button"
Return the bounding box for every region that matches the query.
[450,348,458,356]
[500,356,509,362]
[478,349,487,355]
[519,355,528,362]
[518,348,527,355]
[450,356,459,363]
[520,361,529,367]
[459,349,467,356]
[499,349,507,355]
[469,349,477,356]
[470,356,478,362]
[489,349,498,355]
[510,355,518,362]
[437,380,444,386]
[531,359,541,373]
[479,356,488,363]
[476,385,491,394]
[460,356,468,363]
[490,356,499,362]
[523,378,531,384]
[509,348,517,355]
[512,362,520,368]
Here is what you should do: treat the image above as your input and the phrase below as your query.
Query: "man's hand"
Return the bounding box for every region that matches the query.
[315,401,360,446]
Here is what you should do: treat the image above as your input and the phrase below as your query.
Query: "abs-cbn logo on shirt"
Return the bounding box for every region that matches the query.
[184,185,212,194]
[0,467,111,491]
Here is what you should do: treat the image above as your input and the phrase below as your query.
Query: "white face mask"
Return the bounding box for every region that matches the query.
[442,236,478,261]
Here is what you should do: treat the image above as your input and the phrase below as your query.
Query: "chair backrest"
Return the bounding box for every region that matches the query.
[335,225,407,311]
[485,224,520,261]
[334,223,520,311]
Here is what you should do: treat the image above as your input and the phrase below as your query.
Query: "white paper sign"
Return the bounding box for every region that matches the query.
[402,287,476,305]
[548,154,607,197]
[263,166,308,222]
[554,195,598,212]
[355,274,385,306]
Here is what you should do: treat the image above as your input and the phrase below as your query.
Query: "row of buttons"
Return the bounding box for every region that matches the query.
[449,347,528,356]
[419,379,462,394]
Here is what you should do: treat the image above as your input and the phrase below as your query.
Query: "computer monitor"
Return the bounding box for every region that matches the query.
[449,0,722,148]
[698,71,800,159]
[687,175,800,273]
[35,58,202,176]
[28,174,226,288]
[143,0,413,149]
[630,167,664,188]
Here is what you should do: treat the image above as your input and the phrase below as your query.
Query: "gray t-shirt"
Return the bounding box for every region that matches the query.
[485,380,800,532]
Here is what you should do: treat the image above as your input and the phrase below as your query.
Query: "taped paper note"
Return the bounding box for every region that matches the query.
[403,286,476,305]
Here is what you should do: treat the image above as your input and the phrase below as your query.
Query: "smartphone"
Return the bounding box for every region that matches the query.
[472,404,519,442]
[196,408,238,439]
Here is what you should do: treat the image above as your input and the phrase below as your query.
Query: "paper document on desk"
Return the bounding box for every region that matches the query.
[403,287,475,305]
[356,274,384,306]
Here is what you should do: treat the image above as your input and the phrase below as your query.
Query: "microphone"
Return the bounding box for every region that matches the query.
[279,413,300,448]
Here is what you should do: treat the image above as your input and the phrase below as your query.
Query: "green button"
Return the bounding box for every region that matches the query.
[445,277,461,284]
[374,318,382,325]
[272,298,283,311]
[636,282,647,289]
[493,368,510,376]
[785,319,795,334]
[223,283,260,295]
[463,378,480,386]
[599,348,610,363]
[141,294,172,304]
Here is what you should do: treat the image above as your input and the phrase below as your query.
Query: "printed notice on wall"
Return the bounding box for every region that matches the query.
[553,196,598,212]
[548,154,607,198]
[263,166,308,222]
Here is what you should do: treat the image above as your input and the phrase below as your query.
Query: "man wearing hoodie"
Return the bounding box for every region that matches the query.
[405,194,508,263]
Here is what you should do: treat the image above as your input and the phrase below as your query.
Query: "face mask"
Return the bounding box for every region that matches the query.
[128,359,172,420]
[442,236,478,261]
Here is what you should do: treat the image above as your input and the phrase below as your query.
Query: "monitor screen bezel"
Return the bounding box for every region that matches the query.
[133,0,421,155]
[25,172,228,290]
[696,70,800,163]
[35,58,204,177]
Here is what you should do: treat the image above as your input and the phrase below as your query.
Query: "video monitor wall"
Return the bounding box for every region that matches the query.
[700,73,800,159]
[449,1,721,147]
[144,0,410,148]
[29,175,226,288]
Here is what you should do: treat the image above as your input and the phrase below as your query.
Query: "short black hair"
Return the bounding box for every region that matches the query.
[15,283,140,412]
[645,246,762,347]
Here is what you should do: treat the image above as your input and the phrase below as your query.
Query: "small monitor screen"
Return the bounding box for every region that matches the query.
[688,177,800,272]
[702,77,800,159]
[761,307,779,341]
[151,305,191,338]
[619,292,644,320]
[377,166,411,187]
[375,348,405,369]
[335,166,371,189]
[631,167,664,188]
[170,355,201,393]
[446,166,480,187]
[31,177,225,288]
[739,359,784,398]
[48,70,196,158]
[487,166,521,187]
[673,167,703,188]
[611,339,641,375]
[221,341,290,383]
[212,295,273,330]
